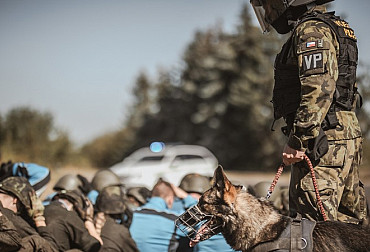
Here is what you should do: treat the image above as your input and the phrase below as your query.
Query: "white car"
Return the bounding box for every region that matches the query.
[110,143,218,189]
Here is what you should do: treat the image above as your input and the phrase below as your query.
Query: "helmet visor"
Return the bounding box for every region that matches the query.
[250,0,271,33]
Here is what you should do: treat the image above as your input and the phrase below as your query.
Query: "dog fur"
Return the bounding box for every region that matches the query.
[196,166,370,252]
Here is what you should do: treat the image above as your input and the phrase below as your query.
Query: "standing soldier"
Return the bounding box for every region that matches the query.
[249,0,367,223]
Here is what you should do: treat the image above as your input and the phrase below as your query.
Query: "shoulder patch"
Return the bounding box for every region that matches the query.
[302,52,323,72]
[297,38,329,76]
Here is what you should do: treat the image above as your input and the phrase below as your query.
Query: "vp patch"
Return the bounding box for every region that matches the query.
[302,52,323,72]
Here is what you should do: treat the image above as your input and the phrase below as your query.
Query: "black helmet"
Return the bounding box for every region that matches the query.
[91,169,121,192]
[0,176,34,210]
[250,0,334,33]
[53,174,82,191]
[179,173,211,194]
[95,186,127,214]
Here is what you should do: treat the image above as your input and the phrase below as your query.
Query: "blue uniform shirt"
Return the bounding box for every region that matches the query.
[12,162,50,196]
[130,197,183,252]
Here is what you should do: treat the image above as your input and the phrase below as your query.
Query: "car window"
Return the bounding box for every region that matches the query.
[174,155,205,161]
[170,155,207,167]
[138,156,164,162]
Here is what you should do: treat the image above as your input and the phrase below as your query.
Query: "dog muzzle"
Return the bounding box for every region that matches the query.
[175,205,223,246]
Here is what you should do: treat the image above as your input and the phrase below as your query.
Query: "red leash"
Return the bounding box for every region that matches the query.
[267,154,328,221]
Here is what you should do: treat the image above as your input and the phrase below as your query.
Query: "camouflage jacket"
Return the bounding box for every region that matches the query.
[276,6,362,150]
[0,213,22,252]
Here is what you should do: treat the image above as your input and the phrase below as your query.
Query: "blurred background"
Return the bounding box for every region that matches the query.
[1,1,369,185]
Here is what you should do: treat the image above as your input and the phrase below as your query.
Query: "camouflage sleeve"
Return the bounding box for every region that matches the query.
[0,214,22,251]
[288,20,338,150]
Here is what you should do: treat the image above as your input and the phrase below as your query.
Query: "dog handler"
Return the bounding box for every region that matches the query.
[250,0,367,224]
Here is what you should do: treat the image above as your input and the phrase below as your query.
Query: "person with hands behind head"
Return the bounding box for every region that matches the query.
[130,179,190,252]
[0,176,58,251]
[43,190,102,252]
[94,185,139,252]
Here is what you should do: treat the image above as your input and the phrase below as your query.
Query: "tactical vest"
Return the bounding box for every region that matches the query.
[272,11,358,128]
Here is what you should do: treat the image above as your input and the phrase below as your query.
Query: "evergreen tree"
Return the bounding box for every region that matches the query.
[132,5,284,170]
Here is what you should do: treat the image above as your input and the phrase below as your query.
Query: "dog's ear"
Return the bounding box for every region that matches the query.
[212,165,238,205]
[212,165,229,189]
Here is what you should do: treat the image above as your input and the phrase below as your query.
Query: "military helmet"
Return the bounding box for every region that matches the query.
[250,0,334,33]
[53,174,82,191]
[91,169,121,192]
[95,185,127,214]
[0,176,34,209]
[179,173,211,194]
[252,181,282,209]
[126,186,151,205]
[52,189,86,209]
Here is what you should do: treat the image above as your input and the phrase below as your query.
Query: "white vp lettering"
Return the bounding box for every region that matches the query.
[303,52,323,70]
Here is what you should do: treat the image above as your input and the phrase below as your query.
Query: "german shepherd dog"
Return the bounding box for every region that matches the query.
[176,166,370,252]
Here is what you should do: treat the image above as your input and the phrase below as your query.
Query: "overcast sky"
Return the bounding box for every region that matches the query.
[1,0,369,146]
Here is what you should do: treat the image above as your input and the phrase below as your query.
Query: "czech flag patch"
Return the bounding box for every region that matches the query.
[306,41,316,48]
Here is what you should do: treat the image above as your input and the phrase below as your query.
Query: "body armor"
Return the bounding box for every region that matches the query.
[272,11,358,129]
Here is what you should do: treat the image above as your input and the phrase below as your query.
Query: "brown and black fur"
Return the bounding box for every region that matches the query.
[197,166,370,252]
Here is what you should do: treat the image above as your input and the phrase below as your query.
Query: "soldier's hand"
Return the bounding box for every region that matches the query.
[28,191,45,223]
[94,212,106,235]
[75,196,94,222]
[171,183,188,199]
[282,144,305,165]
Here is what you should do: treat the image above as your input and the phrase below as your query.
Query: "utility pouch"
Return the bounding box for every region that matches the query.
[321,105,338,131]
[305,127,329,167]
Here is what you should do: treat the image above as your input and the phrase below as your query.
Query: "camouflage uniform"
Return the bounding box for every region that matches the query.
[0,177,58,251]
[273,6,367,223]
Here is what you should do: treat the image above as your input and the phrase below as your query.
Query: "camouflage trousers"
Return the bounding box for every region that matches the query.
[289,137,368,224]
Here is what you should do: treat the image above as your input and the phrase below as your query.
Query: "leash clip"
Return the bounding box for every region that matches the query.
[266,191,272,199]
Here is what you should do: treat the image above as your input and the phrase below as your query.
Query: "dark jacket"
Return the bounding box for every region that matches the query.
[0,204,58,251]
[44,201,101,252]
[0,213,22,252]
[99,215,139,252]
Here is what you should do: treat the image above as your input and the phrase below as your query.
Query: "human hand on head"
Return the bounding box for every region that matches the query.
[28,191,45,225]
[74,196,94,223]
[94,212,106,235]
[170,183,188,199]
